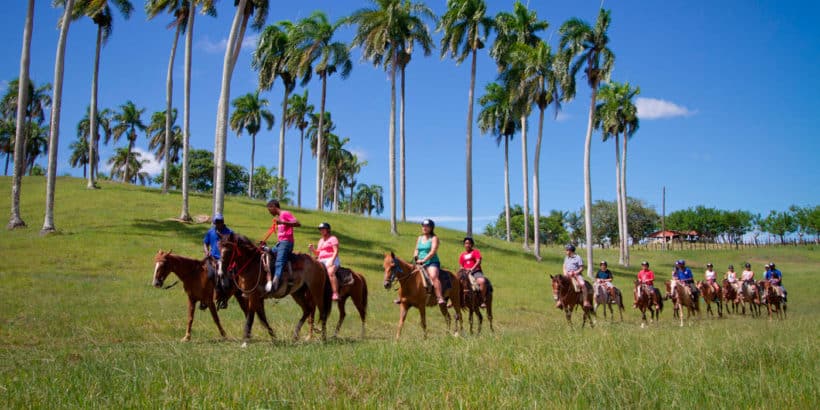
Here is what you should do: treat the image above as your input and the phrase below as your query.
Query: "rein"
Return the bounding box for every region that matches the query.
[162,280,179,290]
[388,259,418,289]
[223,241,264,295]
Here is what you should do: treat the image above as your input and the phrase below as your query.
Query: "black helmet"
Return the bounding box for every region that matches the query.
[600,260,608,266]
[706,263,713,267]
[565,244,576,252]
[728,265,734,270]
[421,219,435,228]
[317,222,331,230]
[769,262,775,268]
[641,261,649,266]
[744,263,751,268]
[676,259,686,266]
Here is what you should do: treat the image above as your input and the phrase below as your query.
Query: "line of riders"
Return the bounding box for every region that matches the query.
[202,204,490,311]
[558,243,787,310]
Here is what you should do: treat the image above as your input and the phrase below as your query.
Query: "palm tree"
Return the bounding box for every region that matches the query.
[212,0,268,217]
[230,91,274,198]
[438,0,493,237]
[284,89,314,207]
[73,0,134,189]
[506,40,565,260]
[76,106,112,175]
[355,183,384,216]
[349,0,435,231]
[69,133,90,178]
[252,21,297,199]
[110,100,147,183]
[1,119,14,175]
[491,1,547,250]
[560,8,615,276]
[289,11,352,211]
[8,0,35,229]
[147,109,182,167]
[108,147,149,184]
[323,132,352,211]
[42,0,78,234]
[342,153,366,213]
[24,122,49,175]
[478,82,519,242]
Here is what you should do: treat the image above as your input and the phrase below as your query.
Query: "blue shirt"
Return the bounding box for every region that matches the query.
[204,226,233,259]
[674,267,694,281]
[596,270,613,280]
[765,269,782,281]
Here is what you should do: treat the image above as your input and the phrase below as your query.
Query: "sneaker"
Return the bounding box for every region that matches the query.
[393,299,401,304]
[555,301,563,309]
[332,293,340,301]
[265,280,273,293]
[480,302,487,308]
[437,298,445,305]
[217,298,228,310]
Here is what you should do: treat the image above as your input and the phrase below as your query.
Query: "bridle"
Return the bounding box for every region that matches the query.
[153,257,179,290]
[220,240,264,294]
[385,258,417,288]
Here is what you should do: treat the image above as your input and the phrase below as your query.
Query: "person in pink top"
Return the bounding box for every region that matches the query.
[261,200,301,293]
[309,222,341,301]
[459,237,488,308]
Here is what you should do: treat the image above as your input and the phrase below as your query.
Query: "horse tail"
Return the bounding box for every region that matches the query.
[360,273,369,314]
[321,270,333,319]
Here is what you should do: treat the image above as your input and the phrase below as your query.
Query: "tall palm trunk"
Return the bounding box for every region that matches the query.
[388,50,397,235]
[621,133,630,266]
[465,48,477,237]
[399,64,406,222]
[125,136,135,182]
[5,156,10,176]
[316,75,327,211]
[332,176,339,211]
[533,104,545,260]
[297,126,304,207]
[42,0,75,234]
[521,114,530,250]
[163,24,181,194]
[503,134,511,242]
[179,3,195,221]
[278,88,290,198]
[212,0,247,217]
[583,85,598,277]
[248,133,256,197]
[87,24,103,189]
[614,133,624,264]
[9,0,34,229]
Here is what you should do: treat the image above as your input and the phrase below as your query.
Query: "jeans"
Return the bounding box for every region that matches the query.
[274,240,293,280]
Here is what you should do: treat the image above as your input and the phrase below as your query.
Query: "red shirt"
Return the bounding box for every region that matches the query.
[459,249,482,270]
[638,269,655,286]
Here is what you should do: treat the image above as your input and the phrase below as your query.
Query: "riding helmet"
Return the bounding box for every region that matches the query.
[745,263,751,268]
[565,244,576,252]
[641,261,649,266]
[421,219,435,228]
[728,265,734,270]
[706,263,713,267]
[600,261,607,266]
[769,262,775,268]
[317,222,331,230]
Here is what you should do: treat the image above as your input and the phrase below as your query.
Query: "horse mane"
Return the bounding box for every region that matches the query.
[223,232,258,254]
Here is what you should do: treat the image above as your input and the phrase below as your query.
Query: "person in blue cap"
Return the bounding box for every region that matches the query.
[763,262,786,303]
[672,259,698,300]
[203,212,233,309]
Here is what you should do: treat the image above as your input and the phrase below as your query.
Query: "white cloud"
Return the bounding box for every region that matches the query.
[555,111,571,122]
[407,215,496,223]
[134,147,163,175]
[635,97,694,120]
[196,34,259,54]
[349,148,368,162]
[0,80,7,92]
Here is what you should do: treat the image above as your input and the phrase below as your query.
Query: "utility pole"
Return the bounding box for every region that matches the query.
[661,186,666,251]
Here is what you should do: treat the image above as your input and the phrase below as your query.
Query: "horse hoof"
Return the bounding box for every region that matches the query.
[241,341,248,348]
[640,323,646,329]
[180,336,191,342]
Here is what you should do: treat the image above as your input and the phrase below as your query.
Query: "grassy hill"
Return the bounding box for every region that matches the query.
[1,177,818,408]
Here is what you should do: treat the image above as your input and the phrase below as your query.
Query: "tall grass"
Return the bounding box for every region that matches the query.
[1,177,818,408]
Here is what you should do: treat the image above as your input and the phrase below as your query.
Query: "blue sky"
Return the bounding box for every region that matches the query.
[1,0,818,232]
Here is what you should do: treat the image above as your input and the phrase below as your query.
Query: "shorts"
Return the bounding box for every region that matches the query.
[319,257,340,269]
[423,261,440,269]
[471,271,485,280]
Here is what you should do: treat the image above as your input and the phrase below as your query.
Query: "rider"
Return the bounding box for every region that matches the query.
[595,261,615,299]
[560,244,590,309]
[415,219,444,305]
[261,200,301,293]
[672,260,698,300]
[202,212,233,309]
[459,236,488,308]
[764,262,786,302]
[725,264,740,298]
[308,222,340,301]
[704,263,720,296]
[636,261,659,309]
[740,262,756,301]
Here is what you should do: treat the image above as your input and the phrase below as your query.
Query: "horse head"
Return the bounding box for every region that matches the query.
[383,252,400,289]
[549,274,564,301]
[152,249,172,288]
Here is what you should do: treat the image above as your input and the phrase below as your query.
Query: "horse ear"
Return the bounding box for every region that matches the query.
[390,251,396,259]
[169,249,173,255]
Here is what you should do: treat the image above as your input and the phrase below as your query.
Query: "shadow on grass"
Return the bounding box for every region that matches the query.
[132,218,205,243]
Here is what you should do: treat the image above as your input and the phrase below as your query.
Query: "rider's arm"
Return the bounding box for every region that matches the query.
[261,220,277,243]
[424,236,439,263]
[413,237,420,261]
[203,243,210,257]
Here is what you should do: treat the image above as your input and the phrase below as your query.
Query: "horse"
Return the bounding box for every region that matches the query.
[697,280,723,318]
[152,250,248,341]
[738,280,761,317]
[759,280,787,320]
[666,280,699,327]
[382,252,463,340]
[300,266,368,339]
[217,232,331,346]
[721,279,740,315]
[593,281,624,321]
[457,269,493,334]
[633,280,662,328]
[550,274,595,328]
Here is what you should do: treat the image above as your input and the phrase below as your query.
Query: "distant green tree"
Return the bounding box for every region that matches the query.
[158,148,248,195]
[761,210,797,244]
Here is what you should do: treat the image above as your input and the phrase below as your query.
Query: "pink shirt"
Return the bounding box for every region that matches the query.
[316,235,339,260]
[276,210,296,242]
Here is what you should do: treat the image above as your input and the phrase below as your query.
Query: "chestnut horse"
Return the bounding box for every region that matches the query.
[666,280,699,327]
[697,280,723,318]
[550,274,595,328]
[382,253,463,339]
[301,267,369,339]
[457,269,493,334]
[217,232,331,346]
[593,282,624,321]
[721,279,740,315]
[738,280,761,317]
[152,250,249,341]
[758,280,787,320]
[633,280,662,328]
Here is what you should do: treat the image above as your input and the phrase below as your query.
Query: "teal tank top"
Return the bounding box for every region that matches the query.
[417,236,440,265]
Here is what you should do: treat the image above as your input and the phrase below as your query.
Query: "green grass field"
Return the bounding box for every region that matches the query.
[1,177,818,408]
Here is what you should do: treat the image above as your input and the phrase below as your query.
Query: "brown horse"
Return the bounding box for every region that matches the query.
[382,253,463,339]
[738,280,761,317]
[457,269,493,334]
[721,279,740,315]
[152,250,249,341]
[759,280,787,320]
[217,232,331,345]
[593,282,624,321]
[633,280,662,327]
[697,280,723,318]
[550,274,595,328]
[666,280,699,326]
[301,267,369,339]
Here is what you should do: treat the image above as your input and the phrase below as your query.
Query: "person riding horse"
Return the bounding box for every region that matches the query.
[636,261,659,309]
[763,262,787,303]
[308,222,341,301]
[459,236,488,308]
[672,260,698,300]
[704,263,721,296]
[260,200,301,294]
[740,262,756,298]
[594,261,615,300]
[415,219,445,306]
[725,264,739,298]
[558,244,590,309]
[202,212,233,309]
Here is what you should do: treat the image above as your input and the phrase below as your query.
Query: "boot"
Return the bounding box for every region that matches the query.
[582,285,591,308]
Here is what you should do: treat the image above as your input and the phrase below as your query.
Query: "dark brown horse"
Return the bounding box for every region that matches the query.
[217,232,331,346]
[550,274,595,328]
[633,280,662,327]
[759,280,787,320]
[301,267,369,339]
[697,280,723,318]
[457,269,493,334]
[152,250,249,341]
[382,253,463,339]
[593,282,624,321]
[721,279,740,315]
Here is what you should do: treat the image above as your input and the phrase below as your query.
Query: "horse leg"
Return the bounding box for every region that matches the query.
[439,302,452,335]
[352,283,367,339]
[396,303,409,340]
[486,297,494,332]
[182,297,195,342]
[242,297,258,347]
[207,303,227,340]
[334,297,347,338]
[476,302,483,335]
[290,290,314,341]
[419,306,428,339]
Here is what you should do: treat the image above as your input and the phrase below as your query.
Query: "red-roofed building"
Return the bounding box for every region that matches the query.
[646,230,699,243]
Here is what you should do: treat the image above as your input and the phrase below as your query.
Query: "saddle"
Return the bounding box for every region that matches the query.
[336,267,355,287]
[457,269,480,292]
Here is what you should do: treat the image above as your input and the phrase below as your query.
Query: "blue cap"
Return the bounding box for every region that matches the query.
[213,213,224,222]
